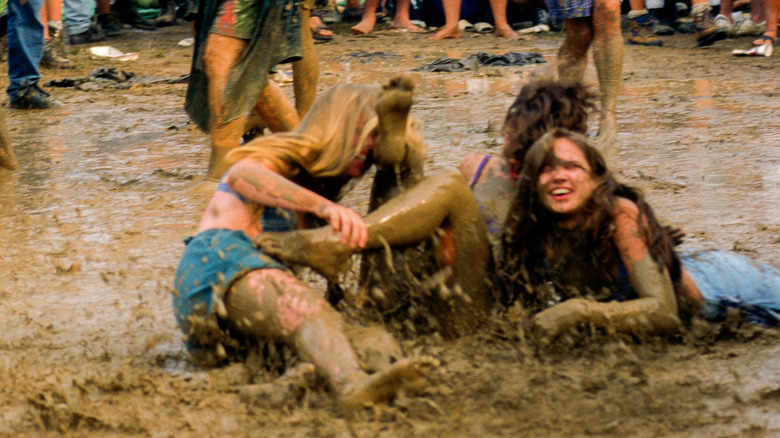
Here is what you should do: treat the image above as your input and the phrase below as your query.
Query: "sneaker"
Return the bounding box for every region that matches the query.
[692,5,727,46]
[40,41,74,69]
[734,18,766,36]
[628,13,663,46]
[97,13,124,37]
[675,17,695,33]
[69,24,106,45]
[10,84,62,109]
[649,9,675,35]
[713,13,733,36]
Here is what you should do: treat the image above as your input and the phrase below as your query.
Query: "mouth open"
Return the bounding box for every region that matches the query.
[550,187,572,200]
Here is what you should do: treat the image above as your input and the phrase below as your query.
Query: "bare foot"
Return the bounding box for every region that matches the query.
[338,356,439,416]
[427,25,461,40]
[596,111,618,149]
[392,19,424,32]
[257,228,352,280]
[374,73,414,166]
[494,26,519,39]
[351,17,376,35]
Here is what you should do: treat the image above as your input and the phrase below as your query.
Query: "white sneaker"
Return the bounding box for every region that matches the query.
[713,14,732,35]
[734,18,766,36]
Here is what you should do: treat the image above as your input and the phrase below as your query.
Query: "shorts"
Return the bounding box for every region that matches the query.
[544,0,592,20]
[683,250,780,326]
[211,0,302,40]
[173,228,289,360]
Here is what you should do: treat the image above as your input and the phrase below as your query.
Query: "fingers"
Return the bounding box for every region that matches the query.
[327,205,367,248]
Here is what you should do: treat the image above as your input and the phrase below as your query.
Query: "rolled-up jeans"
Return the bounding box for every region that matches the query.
[6,0,44,101]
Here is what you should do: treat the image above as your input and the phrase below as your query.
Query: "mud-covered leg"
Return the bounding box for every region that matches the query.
[293,6,319,118]
[556,18,593,85]
[374,73,414,167]
[0,110,16,170]
[203,34,249,180]
[225,269,430,412]
[259,169,494,312]
[592,0,623,147]
[251,80,300,133]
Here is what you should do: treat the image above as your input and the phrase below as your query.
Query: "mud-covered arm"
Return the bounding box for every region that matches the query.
[227,158,367,247]
[530,199,679,343]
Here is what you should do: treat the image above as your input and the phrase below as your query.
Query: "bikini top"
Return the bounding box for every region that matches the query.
[216,177,296,232]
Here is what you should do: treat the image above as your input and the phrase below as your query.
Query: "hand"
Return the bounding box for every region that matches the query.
[527,299,590,346]
[664,225,686,247]
[320,202,367,249]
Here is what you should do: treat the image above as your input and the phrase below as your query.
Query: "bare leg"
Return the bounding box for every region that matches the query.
[258,169,491,297]
[592,0,623,145]
[251,80,300,133]
[392,0,425,31]
[225,269,428,413]
[202,34,249,180]
[556,18,593,85]
[489,0,519,38]
[293,7,319,118]
[754,0,778,46]
[0,111,16,170]
[352,0,379,34]
[428,0,462,39]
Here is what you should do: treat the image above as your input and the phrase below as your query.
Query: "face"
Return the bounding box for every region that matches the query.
[537,137,598,223]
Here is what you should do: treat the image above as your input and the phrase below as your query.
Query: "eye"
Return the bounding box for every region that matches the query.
[540,165,554,174]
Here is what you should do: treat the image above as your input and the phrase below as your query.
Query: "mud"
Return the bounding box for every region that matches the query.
[0,24,778,436]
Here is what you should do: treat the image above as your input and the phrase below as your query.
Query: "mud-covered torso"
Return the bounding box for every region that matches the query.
[525,226,636,312]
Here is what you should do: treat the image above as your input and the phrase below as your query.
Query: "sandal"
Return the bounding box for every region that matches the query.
[310,15,334,43]
[732,34,774,57]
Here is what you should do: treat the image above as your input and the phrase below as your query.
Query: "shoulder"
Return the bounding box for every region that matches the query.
[459,154,509,184]
[612,197,640,224]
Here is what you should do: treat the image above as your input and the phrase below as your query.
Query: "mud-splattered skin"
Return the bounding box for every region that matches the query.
[556,0,623,146]
[512,132,679,344]
[184,76,434,413]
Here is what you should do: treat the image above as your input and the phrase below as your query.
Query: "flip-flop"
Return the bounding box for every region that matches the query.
[312,23,334,42]
[732,34,774,57]
[473,22,494,33]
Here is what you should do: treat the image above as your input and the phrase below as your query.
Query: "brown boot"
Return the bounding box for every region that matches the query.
[692,3,727,46]
[40,40,74,69]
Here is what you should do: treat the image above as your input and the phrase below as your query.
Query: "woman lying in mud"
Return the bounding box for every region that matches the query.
[173,74,431,413]
[257,80,599,338]
[498,128,780,344]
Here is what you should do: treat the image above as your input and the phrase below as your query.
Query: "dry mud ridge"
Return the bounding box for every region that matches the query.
[0,23,778,437]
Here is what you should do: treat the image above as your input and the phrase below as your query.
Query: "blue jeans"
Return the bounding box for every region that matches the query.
[6,0,44,102]
[64,0,96,36]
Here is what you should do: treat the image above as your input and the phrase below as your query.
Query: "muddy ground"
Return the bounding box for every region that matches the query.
[0,20,778,437]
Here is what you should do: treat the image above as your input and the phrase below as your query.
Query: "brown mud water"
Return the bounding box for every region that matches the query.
[0,24,778,436]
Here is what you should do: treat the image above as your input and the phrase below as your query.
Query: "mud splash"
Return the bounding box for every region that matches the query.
[0,24,778,436]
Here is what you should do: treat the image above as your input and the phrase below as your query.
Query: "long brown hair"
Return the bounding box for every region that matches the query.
[502,80,597,164]
[498,129,681,310]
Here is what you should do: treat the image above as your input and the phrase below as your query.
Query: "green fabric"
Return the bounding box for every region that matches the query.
[184,0,303,133]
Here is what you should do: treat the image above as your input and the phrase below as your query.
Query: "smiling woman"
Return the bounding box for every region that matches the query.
[498,128,780,344]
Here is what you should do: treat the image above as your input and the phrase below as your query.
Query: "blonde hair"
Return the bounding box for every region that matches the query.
[225,83,425,179]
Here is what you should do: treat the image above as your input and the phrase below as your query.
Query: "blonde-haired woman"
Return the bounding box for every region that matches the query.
[173,75,427,412]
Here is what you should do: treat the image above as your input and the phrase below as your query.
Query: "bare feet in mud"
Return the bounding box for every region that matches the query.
[339,356,438,416]
[428,26,461,40]
[392,19,425,32]
[258,228,352,281]
[374,73,414,166]
[494,26,519,39]
[351,17,376,35]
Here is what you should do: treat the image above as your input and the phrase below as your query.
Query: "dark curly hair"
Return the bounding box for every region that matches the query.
[502,80,598,164]
[497,129,685,316]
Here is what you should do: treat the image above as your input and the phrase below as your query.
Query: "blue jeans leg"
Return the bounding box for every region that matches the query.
[6,0,45,102]
[64,0,96,36]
